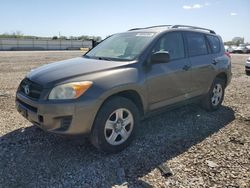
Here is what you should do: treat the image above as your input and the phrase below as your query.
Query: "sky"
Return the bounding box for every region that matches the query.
[0,0,249,42]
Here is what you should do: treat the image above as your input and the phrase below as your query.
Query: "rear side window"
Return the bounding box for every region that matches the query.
[207,35,220,53]
[186,33,208,57]
[152,32,185,60]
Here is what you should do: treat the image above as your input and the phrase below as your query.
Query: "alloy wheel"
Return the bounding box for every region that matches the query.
[211,83,223,106]
[104,108,134,146]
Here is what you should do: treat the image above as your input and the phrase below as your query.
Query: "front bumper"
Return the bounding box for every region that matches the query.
[16,92,101,135]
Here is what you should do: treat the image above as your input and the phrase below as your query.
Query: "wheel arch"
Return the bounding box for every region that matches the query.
[216,72,227,85]
[101,90,145,117]
[90,89,145,137]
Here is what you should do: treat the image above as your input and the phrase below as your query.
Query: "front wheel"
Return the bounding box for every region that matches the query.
[202,78,225,111]
[90,97,140,153]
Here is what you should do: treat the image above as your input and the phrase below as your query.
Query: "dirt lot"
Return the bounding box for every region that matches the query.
[0,51,249,188]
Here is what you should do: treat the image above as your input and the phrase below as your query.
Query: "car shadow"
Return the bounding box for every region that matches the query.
[0,105,235,187]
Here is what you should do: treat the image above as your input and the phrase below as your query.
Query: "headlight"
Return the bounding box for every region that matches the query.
[48,81,93,100]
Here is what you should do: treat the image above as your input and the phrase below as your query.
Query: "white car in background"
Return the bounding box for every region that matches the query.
[224,45,229,51]
[225,44,250,54]
[226,45,237,53]
[246,56,250,75]
[234,45,249,54]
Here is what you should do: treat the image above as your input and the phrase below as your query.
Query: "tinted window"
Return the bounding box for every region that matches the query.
[152,32,185,60]
[186,33,208,57]
[207,35,220,53]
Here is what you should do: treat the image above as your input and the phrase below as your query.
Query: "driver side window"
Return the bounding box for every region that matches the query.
[152,32,185,60]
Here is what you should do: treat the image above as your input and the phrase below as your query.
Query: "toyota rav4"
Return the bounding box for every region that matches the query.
[16,25,232,152]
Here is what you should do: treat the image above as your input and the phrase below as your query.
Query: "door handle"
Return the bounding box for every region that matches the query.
[212,59,219,65]
[182,65,191,71]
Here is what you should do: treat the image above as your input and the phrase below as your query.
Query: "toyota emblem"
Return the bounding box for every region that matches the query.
[24,85,30,95]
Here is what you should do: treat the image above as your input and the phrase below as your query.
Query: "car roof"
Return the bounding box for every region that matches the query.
[127,25,216,35]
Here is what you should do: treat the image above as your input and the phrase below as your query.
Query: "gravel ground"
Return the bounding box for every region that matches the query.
[0,52,249,188]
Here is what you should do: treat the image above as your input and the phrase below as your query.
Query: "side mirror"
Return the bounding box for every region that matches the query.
[151,51,170,64]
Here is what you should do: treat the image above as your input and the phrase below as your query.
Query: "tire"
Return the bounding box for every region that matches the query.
[202,78,225,111]
[90,96,140,153]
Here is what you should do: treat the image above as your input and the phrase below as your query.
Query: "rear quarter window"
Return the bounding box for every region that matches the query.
[207,35,221,53]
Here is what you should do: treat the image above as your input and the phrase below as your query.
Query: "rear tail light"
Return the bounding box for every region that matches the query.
[225,52,231,58]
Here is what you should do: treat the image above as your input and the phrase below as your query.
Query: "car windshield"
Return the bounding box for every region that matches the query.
[85,32,155,61]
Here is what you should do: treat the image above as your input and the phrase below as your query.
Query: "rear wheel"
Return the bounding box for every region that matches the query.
[202,78,225,111]
[90,97,139,153]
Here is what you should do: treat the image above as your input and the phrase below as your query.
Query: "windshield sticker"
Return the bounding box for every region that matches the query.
[136,33,155,37]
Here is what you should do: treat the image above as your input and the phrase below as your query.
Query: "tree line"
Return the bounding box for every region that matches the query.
[0,31,102,41]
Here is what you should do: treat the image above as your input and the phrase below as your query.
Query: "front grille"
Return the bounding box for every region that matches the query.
[19,78,43,100]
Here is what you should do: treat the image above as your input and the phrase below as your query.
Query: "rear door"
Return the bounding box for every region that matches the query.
[146,32,192,110]
[206,34,226,67]
[184,32,215,96]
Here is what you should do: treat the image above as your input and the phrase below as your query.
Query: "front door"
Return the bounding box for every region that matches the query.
[146,32,192,110]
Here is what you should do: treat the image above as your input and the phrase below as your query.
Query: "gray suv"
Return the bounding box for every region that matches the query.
[16,25,232,152]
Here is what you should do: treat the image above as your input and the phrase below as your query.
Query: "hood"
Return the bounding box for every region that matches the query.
[27,57,134,87]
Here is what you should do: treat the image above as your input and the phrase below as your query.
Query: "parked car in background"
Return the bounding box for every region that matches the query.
[247,45,250,52]
[224,45,229,51]
[234,45,249,54]
[226,45,237,53]
[224,44,250,54]
[16,25,232,152]
[246,56,250,74]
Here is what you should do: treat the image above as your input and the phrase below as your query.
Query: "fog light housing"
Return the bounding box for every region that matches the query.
[55,116,72,131]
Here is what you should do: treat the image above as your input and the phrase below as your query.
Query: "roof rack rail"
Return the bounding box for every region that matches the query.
[129,28,142,31]
[171,25,216,34]
[128,25,172,31]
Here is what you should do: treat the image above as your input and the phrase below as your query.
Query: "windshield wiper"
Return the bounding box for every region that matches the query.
[97,57,113,61]
[83,55,112,61]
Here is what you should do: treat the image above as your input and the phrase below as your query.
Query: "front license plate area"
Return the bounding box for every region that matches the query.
[17,105,28,118]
